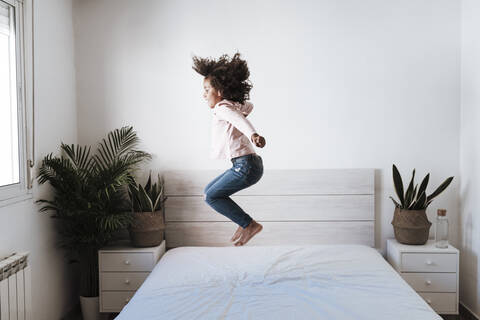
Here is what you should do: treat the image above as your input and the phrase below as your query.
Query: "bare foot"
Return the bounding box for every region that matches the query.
[230,226,243,242]
[234,220,263,246]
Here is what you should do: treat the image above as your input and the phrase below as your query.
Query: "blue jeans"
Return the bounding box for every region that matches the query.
[204,153,264,228]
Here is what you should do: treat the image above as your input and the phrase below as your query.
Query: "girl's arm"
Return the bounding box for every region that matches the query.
[214,104,266,148]
[214,105,257,139]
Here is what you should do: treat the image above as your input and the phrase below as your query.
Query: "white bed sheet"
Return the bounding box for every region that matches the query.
[115,244,442,320]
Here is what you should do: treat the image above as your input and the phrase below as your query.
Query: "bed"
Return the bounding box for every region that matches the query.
[114,169,442,320]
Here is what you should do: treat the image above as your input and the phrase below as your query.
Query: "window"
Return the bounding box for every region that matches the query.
[0,0,33,205]
[0,1,20,187]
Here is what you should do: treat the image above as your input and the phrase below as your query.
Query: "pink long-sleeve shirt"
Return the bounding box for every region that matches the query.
[210,99,258,160]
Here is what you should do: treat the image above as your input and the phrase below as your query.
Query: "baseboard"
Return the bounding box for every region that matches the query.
[460,303,479,320]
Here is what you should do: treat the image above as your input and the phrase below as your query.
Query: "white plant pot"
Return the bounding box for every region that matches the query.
[80,296,104,320]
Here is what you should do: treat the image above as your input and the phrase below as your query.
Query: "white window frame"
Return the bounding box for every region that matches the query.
[0,0,34,207]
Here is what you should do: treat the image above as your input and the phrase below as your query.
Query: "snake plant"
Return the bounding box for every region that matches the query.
[390,164,453,210]
[128,173,168,212]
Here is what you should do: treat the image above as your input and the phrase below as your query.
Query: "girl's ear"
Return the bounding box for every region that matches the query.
[217,90,222,97]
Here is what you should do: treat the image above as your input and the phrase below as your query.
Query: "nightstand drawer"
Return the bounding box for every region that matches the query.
[100,252,155,272]
[100,272,149,291]
[101,291,134,311]
[402,273,456,292]
[418,292,456,313]
[401,253,456,272]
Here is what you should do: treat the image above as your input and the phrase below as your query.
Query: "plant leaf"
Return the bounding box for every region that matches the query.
[412,191,427,210]
[139,184,154,212]
[390,196,401,208]
[392,164,405,207]
[417,173,430,200]
[145,172,152,194]
[427,176,454,203]
[404,169,415,208]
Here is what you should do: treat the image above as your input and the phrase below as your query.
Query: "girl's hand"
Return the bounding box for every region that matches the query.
[251,133,266,148]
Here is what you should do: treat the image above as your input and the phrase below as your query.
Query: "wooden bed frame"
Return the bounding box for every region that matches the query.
[163,169,375,250]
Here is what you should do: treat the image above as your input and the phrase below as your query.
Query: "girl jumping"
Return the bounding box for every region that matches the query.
[192,52,266,246]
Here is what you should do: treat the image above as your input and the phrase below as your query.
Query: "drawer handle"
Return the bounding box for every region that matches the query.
[426,299,432,305]
[124,279,130,285]
[124,260,130,265]
[425,280,432,286]
[425,260,433,265]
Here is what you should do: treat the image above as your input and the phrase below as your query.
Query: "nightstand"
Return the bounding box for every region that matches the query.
[98,240,166,313]
[386,239,459,315]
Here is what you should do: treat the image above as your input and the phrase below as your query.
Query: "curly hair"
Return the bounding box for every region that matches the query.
[192,52,252,104]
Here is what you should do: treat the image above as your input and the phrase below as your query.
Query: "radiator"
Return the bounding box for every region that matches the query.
[0,253,31,320]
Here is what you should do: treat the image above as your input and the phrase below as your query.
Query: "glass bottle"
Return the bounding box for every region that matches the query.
[435,209,449,248]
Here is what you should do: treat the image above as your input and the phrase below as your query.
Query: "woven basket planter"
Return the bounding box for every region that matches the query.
[391,208,432,245]
[129,210,165,247]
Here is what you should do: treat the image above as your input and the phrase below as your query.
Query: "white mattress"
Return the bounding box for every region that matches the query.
[115,245,441,320]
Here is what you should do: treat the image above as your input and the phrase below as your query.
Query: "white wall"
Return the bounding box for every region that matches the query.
[459,0,480,315]
[0,0,78,319]
[73,0,460,253]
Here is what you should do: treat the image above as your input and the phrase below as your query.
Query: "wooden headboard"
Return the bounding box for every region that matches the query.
[163,169,374,249]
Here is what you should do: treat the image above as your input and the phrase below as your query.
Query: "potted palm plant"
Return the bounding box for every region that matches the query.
[36,126,151,320]
[390,164,454,245]
[127,173,168,247]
